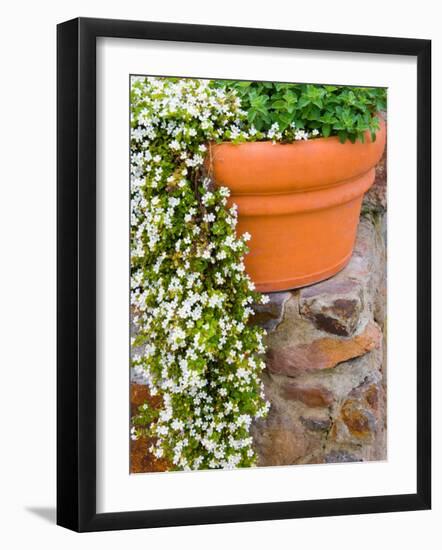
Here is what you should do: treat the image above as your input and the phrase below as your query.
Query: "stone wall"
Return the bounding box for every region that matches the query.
[251,161,387,466]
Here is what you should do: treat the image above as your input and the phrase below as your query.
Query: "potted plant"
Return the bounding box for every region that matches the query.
[129,77,386,471]
[209,82,386,292]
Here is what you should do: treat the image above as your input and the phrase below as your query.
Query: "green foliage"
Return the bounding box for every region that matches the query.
[130,77,270,471]
[216,80,386,143]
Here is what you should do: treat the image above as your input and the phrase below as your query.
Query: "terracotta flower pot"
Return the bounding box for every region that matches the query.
[210,116,386,292]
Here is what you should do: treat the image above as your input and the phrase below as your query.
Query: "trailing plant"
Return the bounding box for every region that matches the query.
[130,77,270,470]
[216,80,386,143]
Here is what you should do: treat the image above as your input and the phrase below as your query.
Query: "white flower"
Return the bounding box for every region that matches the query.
[294,129,309,141]
[171,419,185,431]
[130,76,269,471]
[201,192,214,206]
[154,447,164,458]
[169,139,181,150]
[267,122,282,140]
[130,427,138,441]
[157,425,169,436]
[229,125,241,139]
[132,127,145,142]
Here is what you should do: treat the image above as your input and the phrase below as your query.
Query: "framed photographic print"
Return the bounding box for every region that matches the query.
[57,17,431,532]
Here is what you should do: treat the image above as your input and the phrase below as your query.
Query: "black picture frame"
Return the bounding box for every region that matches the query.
[57,17,431,532]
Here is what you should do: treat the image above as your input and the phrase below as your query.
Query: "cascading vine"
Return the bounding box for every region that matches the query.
[130,77,271,470]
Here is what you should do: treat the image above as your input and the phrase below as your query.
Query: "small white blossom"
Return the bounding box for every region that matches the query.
[130,76,269,472]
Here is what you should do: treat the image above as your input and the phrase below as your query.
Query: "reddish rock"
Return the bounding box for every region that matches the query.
[348,379,386,417]
[340,399,376,440]
[325,378,386,458]
[281,383,334,407]
[130,436,170,474]
[267,322,382,375]
[363,383,381,411]
[130,383,170,473]
[131,383,162,416]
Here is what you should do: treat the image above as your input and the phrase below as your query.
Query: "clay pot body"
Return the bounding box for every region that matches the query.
[210,117,386,292]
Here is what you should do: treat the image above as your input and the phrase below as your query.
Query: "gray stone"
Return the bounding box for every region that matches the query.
[131,364,150,385]
[299,279,364,336]
[300,415,332,432]
[363,149,387,213]
[324,450,362,463]
[251,403,311,466]
[251,291,291,333]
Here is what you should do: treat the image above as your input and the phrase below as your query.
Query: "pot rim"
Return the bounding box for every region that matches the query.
[208,115,386,195]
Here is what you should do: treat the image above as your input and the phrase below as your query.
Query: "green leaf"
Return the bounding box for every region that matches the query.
[297,96,311,109]
[271,100,287,110]
[322,124,331,137]
[247,110,257,123]
[212,78,386,145]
